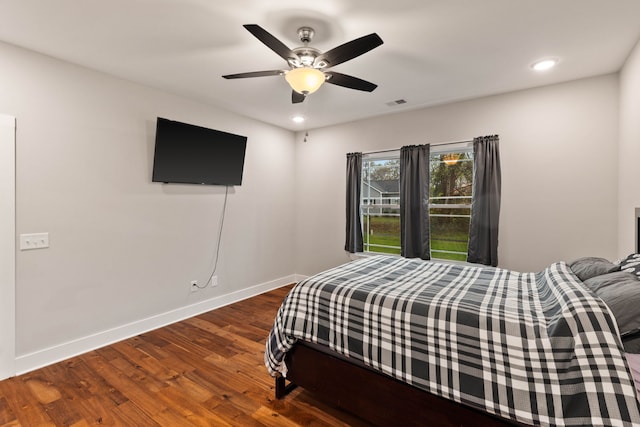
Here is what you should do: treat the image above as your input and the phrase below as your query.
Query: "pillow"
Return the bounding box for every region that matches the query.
[582,271,638,293]
[619,253,640,279]
[584,271,640,353]
[623,336,640,354]
[568,257,620,282]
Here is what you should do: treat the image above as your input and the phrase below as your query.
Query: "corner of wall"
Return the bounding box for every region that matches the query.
[618,37,640,257]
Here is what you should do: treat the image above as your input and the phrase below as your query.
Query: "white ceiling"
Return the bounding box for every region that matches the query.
[1,0,639,131]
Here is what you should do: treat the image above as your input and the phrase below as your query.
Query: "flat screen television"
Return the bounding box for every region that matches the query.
[152,117,247,186]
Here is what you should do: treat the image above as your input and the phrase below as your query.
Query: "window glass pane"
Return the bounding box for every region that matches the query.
[430,207,471,261]
[429,150,473,261]
[362,209,401,255]
[429,151,473,201]
[361,157,400,254]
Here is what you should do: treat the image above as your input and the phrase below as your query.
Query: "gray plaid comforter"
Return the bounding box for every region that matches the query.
[265,255,640,426]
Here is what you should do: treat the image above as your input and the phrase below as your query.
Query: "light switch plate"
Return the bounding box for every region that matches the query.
[19,233,49,250]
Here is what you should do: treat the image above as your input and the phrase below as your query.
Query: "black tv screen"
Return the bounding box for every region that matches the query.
[152,117,247,186]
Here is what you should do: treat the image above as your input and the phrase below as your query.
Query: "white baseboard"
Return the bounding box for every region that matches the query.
[15,274,302,376]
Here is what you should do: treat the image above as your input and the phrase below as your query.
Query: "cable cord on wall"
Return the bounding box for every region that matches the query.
[195,185,229,289]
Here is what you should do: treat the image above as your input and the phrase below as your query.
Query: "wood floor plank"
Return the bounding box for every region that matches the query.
[111,400,160,426]
[252,406,301,427]
[81,348,170,418]
[0,375,56,426]
[38,398,83,427]
[70,395,123,426]
[154,381,233,427]
[66,356,130,406]
[24,377,62,404]
[0,396,16,425]
[0,284,371,426]
[110,339,172,378]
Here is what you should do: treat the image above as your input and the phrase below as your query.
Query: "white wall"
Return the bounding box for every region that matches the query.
[0,41,296,371]
[0,115,16,379]
[618,39,640,257]
[294,75,620,274]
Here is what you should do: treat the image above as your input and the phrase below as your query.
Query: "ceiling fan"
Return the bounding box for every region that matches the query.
[222,24,383,103]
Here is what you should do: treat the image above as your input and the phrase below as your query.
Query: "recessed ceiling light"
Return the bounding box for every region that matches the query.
[531,58,558,71]
[292,115,305,123]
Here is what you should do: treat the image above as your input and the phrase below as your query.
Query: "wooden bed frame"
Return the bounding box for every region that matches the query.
[276,341,524,427]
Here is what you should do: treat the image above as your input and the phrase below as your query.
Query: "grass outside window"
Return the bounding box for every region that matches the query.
[363,215,470,261]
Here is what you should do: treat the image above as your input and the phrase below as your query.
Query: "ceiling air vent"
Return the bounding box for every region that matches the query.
[385,99,407,107]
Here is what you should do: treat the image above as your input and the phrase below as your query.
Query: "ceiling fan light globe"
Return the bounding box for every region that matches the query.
[285,67,325,95]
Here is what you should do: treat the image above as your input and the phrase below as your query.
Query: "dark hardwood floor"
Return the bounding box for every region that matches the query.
[0,285,369,426]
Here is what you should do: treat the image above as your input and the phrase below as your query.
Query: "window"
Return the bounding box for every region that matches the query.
[360,144,473,261]
[361,154,401,254]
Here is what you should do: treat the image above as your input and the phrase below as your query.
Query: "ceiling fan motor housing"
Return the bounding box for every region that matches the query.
[291,47,322,67]
[297,27,315,44]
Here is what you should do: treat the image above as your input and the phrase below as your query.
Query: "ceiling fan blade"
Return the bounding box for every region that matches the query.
[222,70,284,79]
[325,72,378,92]
[243,24,297,63]
[316,33,383,68]
[292,91,306,104]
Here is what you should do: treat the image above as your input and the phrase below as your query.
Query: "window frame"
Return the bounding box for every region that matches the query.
[359,143,474,260]
[361,151,401,254]
[428,142,474,260]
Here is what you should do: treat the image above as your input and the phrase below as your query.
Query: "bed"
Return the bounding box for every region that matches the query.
[265,254,640,426]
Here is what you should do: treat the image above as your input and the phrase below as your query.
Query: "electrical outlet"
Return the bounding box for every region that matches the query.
[211,276,218,287]
[190,280,198,293]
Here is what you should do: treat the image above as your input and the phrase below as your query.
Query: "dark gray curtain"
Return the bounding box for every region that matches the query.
[467,135,501,266]
[400,144,430,259]
[345,152,363,253]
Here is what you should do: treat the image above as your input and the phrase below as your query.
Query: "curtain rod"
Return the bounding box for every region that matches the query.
[363,138,473,155]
